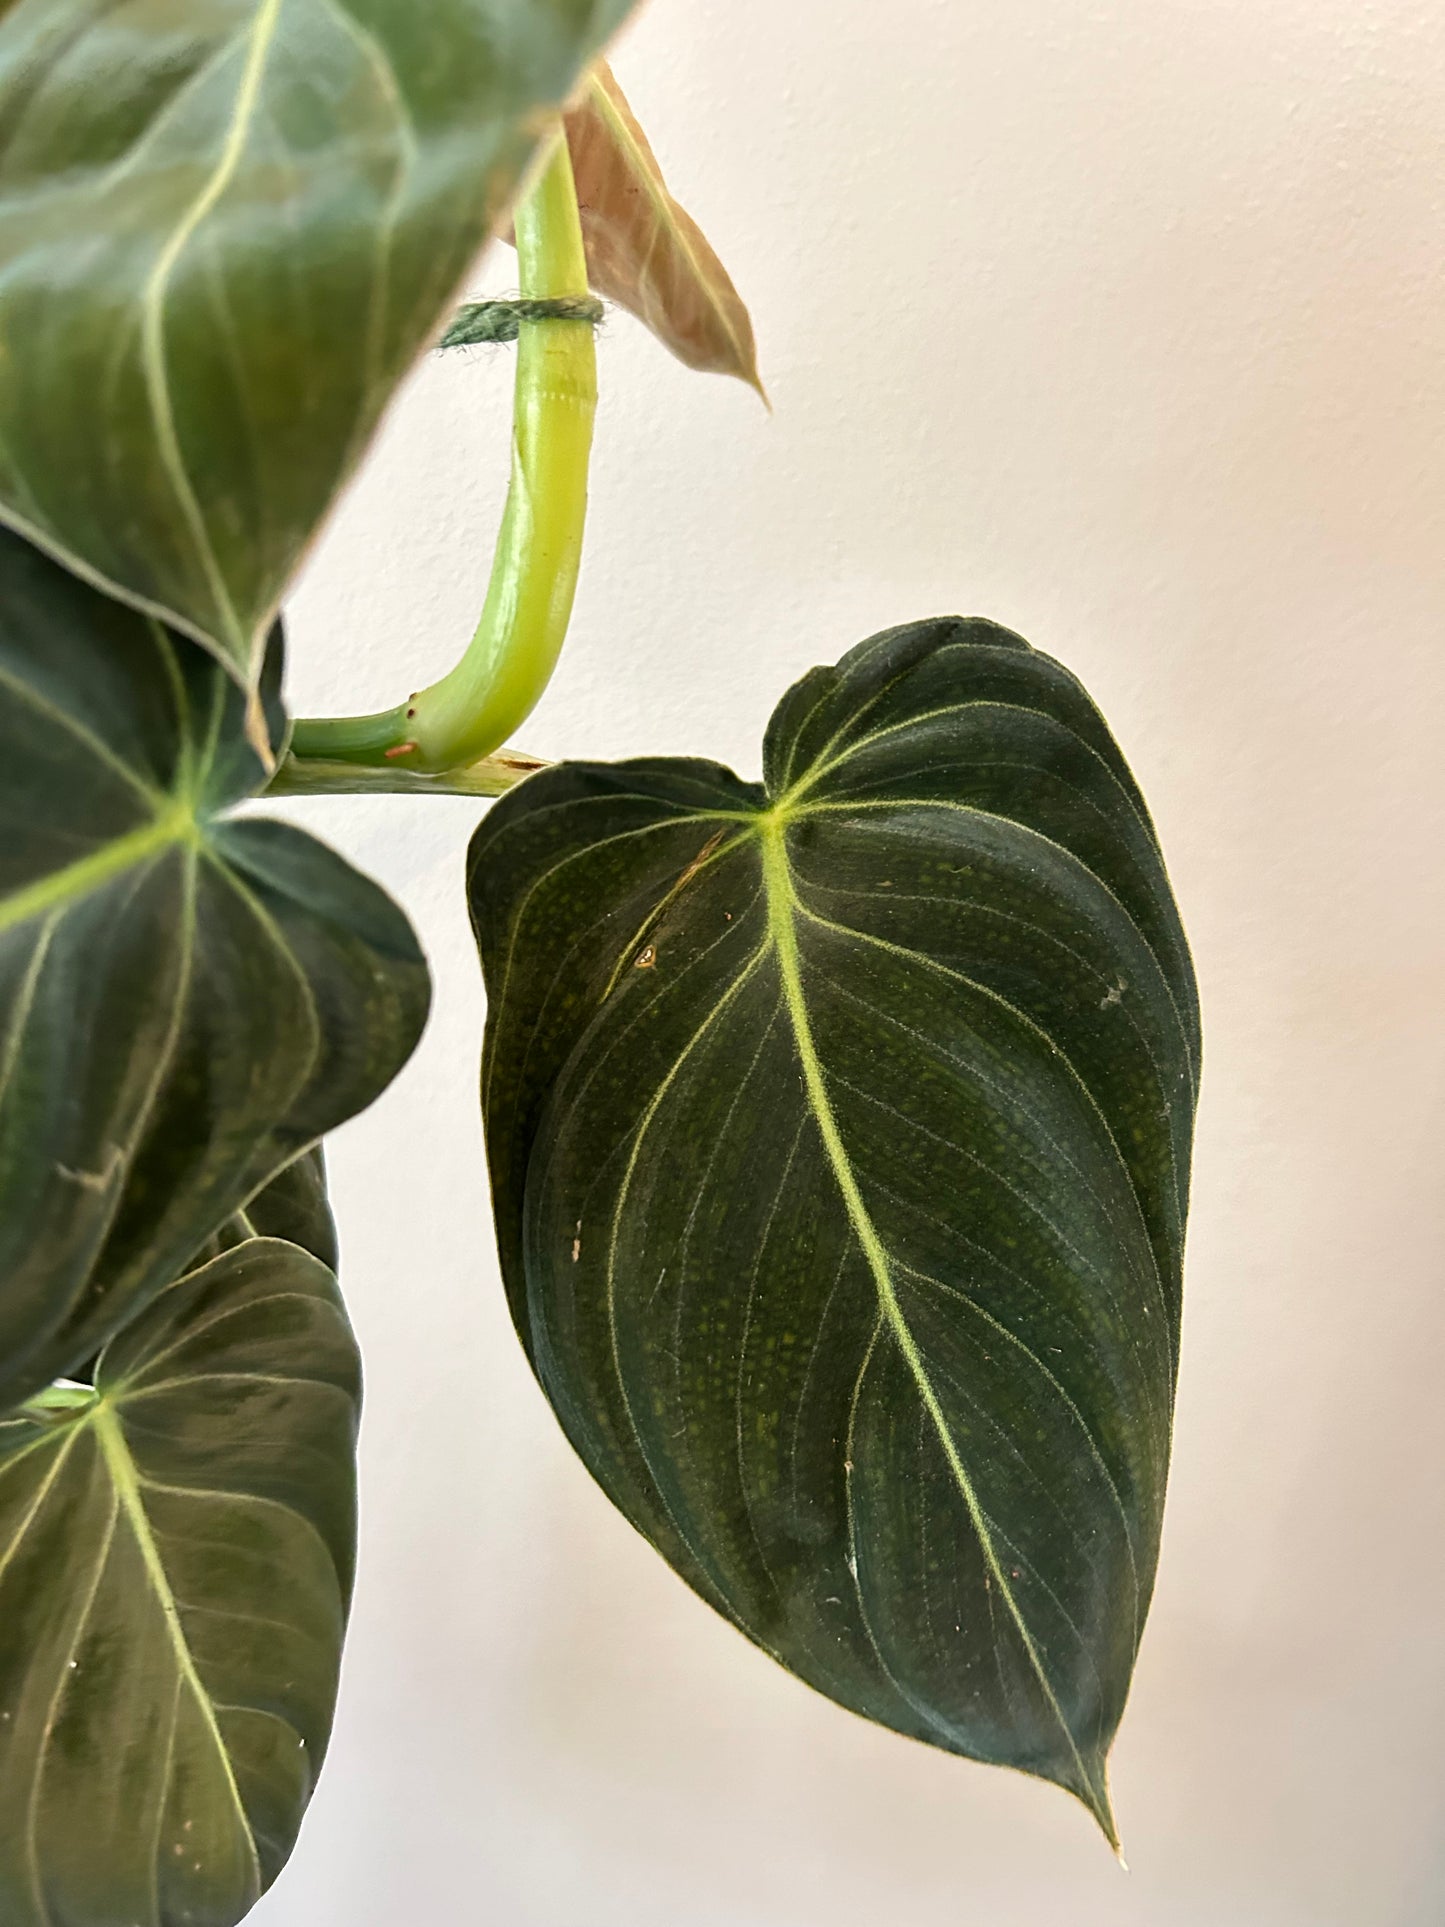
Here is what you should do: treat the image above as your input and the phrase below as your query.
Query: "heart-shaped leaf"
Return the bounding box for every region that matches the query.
[0,527,429,1412]
[0,0,641,689]
[560,62,764,393]
[469,618,1199,1838]
[0,1174,360,1927]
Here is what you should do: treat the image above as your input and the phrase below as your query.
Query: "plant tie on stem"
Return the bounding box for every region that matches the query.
[439,297,604,348]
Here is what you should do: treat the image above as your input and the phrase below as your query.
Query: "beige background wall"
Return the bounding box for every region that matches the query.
[261,1,1445,1920]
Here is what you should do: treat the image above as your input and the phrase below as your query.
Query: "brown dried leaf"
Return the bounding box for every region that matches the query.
[565,62,765,396]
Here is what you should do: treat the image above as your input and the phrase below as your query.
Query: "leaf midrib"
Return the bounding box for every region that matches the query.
[90,1400,262,1895]
[757,814,1115,1839]
[0,801,195,937]
[138,0,286,669]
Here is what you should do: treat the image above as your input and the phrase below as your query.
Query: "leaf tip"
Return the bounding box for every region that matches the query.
[1078,1759,1125,1862]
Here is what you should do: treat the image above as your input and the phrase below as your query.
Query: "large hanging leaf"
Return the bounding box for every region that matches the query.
[0,1171,360,1927]
[0,0,641,691]
[560,61,764,393]
[469,618,1199,1839]
[0,525,429,1413]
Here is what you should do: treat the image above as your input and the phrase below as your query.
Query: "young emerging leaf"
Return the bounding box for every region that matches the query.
[470,619,1199,1839]
[0,1166,360,1927]
[561,62,764,393]
[0,0,641,691]
[0,529,429,1412]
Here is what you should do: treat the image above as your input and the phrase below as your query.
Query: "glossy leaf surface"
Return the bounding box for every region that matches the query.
[470,618,1199,1836]
[0,1182,360,1926]
[562,62,763,392]
[0,527,428,1411]
[0,0,640,687]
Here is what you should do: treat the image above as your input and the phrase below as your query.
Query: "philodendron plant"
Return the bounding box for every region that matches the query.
[0,5,1198,1921]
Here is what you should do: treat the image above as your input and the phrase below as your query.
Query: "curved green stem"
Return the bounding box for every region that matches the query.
[289,132,596,774]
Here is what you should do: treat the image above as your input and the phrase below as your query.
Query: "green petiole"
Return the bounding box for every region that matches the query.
[288,131,596,778]
[265,747,547,799]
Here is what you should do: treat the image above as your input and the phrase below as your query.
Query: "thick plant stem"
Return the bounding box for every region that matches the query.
[288,132,595,775]
[287,704,412,764]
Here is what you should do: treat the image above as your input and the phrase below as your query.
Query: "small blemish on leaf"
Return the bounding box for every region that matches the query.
[635,944,657,969]
[1101,976,1127,1009]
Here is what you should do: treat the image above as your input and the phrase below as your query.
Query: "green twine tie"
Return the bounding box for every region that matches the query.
[438,297,604,350]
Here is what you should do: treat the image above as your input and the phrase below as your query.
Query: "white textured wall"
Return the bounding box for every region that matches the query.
[261,2,1445,1921]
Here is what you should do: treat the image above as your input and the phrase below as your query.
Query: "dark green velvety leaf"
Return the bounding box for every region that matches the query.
[197,1145,338,1274]
[0,1175,360,1927]
[0,526,428,1411]
[0,0,640,688]
[469,617,1199,1840]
